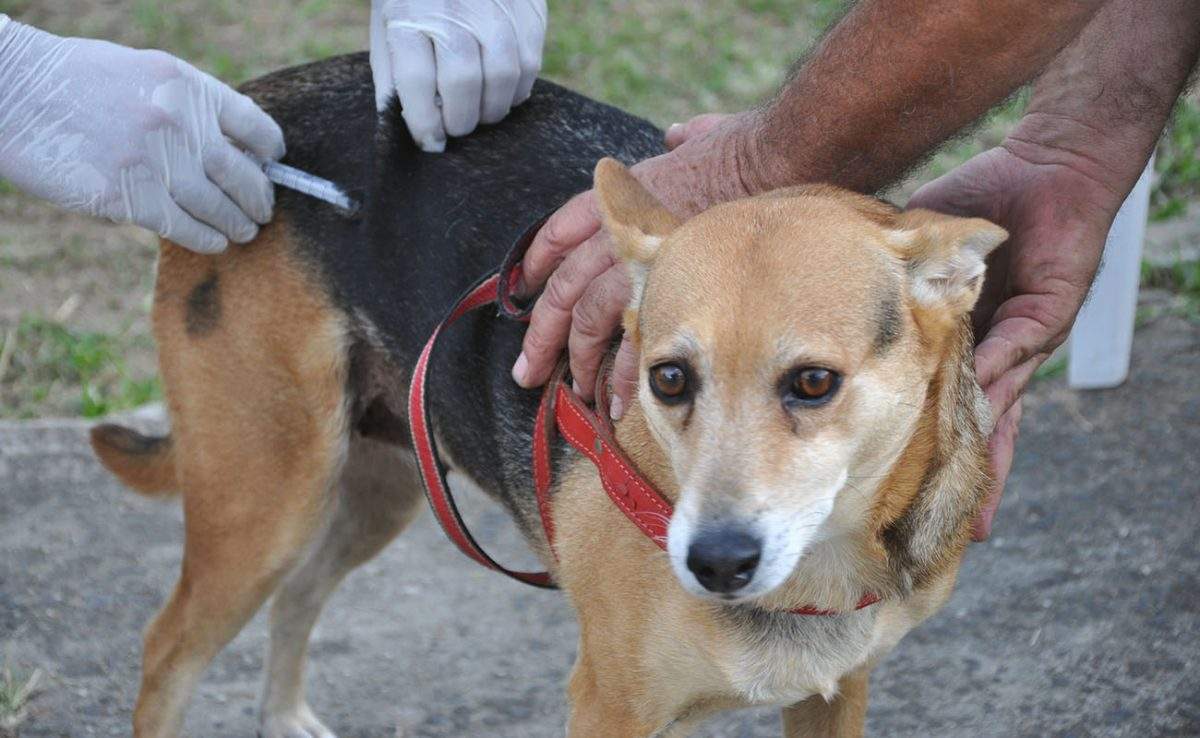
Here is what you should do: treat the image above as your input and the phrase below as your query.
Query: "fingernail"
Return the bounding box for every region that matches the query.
[609,395,624,421]
[421,136,446,153]
[512,352,529,386]
[572,379,583,397]
[667,122,682,136]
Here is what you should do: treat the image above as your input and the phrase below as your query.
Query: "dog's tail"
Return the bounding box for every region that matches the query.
[89,424,178,496]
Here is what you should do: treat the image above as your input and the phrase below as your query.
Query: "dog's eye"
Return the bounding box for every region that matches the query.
[649,362,691,404]
[784,367,841,406]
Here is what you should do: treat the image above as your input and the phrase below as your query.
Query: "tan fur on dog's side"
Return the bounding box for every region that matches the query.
[90,424,177,495]
[92,222,425,738]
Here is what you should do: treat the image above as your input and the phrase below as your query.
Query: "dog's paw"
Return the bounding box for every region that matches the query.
[260,703,338,738]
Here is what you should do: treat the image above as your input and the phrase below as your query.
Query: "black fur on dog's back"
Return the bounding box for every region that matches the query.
[238,53,664,547]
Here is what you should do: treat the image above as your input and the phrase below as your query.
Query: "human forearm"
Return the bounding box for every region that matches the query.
[1005,0,1200,207]
[741,0,1106,194]
[904,1,1200,541]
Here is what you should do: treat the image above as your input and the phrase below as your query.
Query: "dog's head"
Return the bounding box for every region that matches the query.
[593,158,1005,603]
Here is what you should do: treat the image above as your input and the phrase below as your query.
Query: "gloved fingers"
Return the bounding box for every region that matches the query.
[478,25,521,125]
[513,0,547,103]
[386,24,446,152]
[137,183,229,254]
[213,79,285,162]
[434,27,483,137]
[203,142,275,225]
[170,166,259,245]
[369,0,396,112]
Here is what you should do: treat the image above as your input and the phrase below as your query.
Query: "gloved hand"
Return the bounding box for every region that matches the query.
[0,16,284,254]
[370,0,547,152]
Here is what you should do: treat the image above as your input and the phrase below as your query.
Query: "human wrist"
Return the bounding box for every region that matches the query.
[1002,111,1148,215]
[723,109,786,197]
[728,106,816,196]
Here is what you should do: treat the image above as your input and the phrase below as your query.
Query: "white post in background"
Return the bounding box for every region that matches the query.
[1067,156,1154,390]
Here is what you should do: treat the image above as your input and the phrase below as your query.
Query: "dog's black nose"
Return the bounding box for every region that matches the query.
[686,529,762,594]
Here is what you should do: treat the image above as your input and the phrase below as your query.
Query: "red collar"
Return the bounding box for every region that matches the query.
[406,223,880,615]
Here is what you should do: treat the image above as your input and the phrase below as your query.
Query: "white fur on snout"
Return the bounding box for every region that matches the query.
[666,493,707,598]
[749,468,846,598]
[666,469,847,601]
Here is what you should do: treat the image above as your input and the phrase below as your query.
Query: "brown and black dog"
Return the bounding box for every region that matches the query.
[91,53,1002,737]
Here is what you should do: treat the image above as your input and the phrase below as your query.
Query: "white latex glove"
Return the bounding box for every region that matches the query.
[0,16,284,254]
[370,0,547,152]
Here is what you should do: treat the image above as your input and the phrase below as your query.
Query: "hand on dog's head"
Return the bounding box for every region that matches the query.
[591,157,1004,605]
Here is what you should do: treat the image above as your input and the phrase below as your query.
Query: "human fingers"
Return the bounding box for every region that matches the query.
[478,15,521,124]
[567,263,630,401]
[513,232,615,388]
[511,0,546,103]
[387,25,446,152]
[664,113,730,151]
[972,398,1023,542]
[134,179,228,254]
[203,140,275,225]
[433,27,483,137]
[213,77,286,161]
[978,351,1045,427]
[171,162,259,244]
[519,189,601,294]
[608,335,639,421]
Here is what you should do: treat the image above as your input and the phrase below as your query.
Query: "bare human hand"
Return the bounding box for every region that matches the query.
[909,143,1120,539]
[911,0,1200,539]
[658,116,1111,541]
[511,112,762,419]
[511,0,1106,420]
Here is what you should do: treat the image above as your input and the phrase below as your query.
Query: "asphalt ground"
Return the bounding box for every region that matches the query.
[1,294,1197,737]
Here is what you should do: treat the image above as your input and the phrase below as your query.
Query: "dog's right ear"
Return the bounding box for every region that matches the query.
[594,158,680,309]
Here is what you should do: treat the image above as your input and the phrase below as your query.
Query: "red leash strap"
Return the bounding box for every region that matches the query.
[549,383,671,546]
[408,271,555,589]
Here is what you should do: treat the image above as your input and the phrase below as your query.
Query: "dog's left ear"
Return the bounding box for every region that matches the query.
[593,158,680,309]
[888,209,1008,315]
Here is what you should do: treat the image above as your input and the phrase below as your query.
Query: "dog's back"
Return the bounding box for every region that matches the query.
[95,52,664,503]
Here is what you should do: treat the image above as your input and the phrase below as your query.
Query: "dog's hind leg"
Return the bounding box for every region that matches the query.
[133,234,351,738]
[780,669,869,738]
[259,435,422,738]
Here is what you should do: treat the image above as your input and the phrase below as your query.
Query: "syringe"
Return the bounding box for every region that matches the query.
[262,160,359,216]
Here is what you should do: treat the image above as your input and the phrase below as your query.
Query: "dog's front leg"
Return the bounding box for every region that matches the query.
[780,669,869,738]
[566,645,664,738]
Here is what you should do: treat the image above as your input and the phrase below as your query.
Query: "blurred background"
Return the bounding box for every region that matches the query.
[1,0,1197,420]
[0,3,1198,737]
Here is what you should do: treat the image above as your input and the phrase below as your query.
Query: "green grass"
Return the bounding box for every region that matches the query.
[1152,98,1200,222]
[1141,258,1200,321]
[543,0,847,126]
[0,316,161,419]
[1033,354,1068,381]
[0,1,32,16]
[0,660,40,735]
